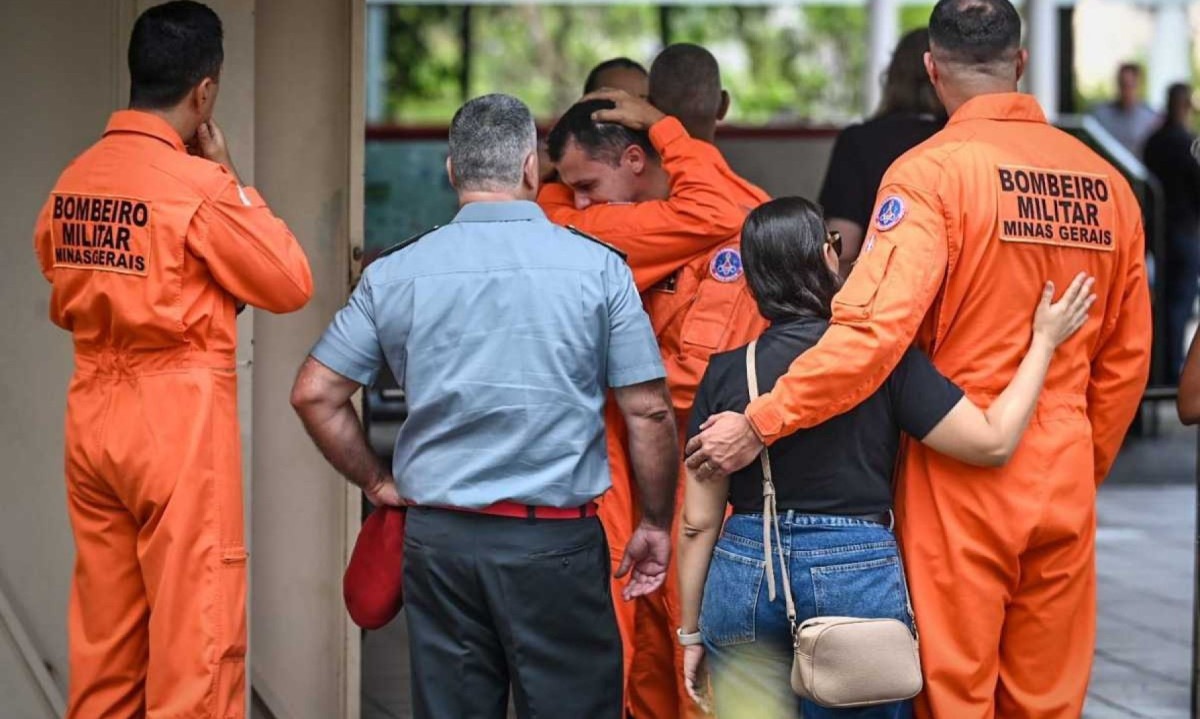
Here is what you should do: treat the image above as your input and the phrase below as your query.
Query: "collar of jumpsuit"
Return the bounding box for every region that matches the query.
[103,109,187,152]
[947,92,1048,127]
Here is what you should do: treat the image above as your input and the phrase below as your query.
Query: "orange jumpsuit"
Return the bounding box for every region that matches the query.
[744,94,1151,719]
[541,115,770,718]
[34,110,313,718]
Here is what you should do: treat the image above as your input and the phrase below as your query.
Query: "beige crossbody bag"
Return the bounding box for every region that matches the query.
[746,339,923,708]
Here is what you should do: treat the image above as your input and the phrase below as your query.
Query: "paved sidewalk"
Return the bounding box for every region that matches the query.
[1085,483,1194,718]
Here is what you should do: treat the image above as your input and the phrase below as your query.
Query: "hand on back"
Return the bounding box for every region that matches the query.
[1032,272,1097,349]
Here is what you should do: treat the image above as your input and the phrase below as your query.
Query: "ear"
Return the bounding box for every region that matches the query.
[1015,48,1029,83]
[923,51,937,84]
[445,156,457,190]
[522,151,539,191]
[194,77,217,113]
[718,90,731,122]
[823,240,840,275]
[623,144,648,175]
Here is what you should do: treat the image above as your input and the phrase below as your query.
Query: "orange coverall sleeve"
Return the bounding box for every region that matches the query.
[1087,214,1152,485]
[186,180,314,313]
[745,182,949,444]
[538,117,745,291]
[33,195,55,282]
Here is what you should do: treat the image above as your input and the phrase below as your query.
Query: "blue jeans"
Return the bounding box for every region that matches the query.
[700,512,914,719]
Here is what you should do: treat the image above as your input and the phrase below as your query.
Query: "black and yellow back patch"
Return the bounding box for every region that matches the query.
[51,193,151,275]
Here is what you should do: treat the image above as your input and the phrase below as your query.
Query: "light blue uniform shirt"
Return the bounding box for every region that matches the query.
[311,200,665,509]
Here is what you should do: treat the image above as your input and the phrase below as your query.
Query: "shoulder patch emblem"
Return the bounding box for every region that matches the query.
[875,195,906,231]
[709,246,743,283]
[567,225,627,260]
[376,225,440,260]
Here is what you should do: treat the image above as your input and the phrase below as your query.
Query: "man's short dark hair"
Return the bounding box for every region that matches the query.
[649,44,723,129]
[1167,82,1193,116]
[928,0,1021,67]
[128,1,223,109]
[1119,63,1143,79]
[546,99,657,166]
[583,58,647,95]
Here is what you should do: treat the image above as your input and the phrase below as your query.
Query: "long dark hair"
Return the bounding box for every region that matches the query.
[741,197,842,322]
[875,28,944,119]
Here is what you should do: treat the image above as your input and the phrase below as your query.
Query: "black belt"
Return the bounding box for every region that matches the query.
[847,510,893,528]
[740,509,894,528]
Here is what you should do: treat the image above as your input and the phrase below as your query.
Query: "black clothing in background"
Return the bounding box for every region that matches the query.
[819,113,945,229]
[1144,122,1200,381]
[688,317,963,516]
[1144,122,1200,236]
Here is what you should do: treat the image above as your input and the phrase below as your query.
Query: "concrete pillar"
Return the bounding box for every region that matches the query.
[866,0,899,116]
[1147,0,1191,113]
[252,0,363,716]
[1027,0,1060,121]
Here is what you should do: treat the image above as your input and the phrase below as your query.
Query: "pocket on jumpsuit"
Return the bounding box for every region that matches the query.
[810,554,912,628]
[216,546,248,718]
[700,546,766,647]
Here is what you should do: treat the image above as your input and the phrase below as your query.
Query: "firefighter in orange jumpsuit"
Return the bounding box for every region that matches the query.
[685,2,1151,717]
[541,44,770,718]
[33,4,313,717]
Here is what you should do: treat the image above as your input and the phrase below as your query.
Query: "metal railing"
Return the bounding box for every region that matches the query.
[1055,115,1172,404]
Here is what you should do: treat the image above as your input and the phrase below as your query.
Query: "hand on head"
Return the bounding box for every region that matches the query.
[581,89,666,131]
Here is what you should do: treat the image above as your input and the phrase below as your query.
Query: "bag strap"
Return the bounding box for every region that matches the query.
[746,341,798,630]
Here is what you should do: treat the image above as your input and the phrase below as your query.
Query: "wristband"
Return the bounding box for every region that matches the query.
[677,628,703,646]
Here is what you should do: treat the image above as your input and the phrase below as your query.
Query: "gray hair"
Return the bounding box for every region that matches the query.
[448,94,537,192]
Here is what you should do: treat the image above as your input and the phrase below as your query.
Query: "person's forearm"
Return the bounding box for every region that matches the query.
[678,526,720,633]
[295,398,390,491]
[678,472,728,632]
[981,335,1055,457]
[625,412,680,529]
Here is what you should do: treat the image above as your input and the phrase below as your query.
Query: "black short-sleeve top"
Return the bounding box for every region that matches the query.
[688,317,964,515]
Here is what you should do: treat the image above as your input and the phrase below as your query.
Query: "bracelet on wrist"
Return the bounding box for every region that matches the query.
[677,628,703,646]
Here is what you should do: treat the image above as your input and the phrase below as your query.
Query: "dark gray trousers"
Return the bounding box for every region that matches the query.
[403,507,623,719]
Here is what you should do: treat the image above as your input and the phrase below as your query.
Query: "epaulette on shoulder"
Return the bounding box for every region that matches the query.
[376,225,440,260]
[567,225,627,260]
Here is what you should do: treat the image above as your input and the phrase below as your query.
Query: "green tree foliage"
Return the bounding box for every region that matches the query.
[380,4,904,125]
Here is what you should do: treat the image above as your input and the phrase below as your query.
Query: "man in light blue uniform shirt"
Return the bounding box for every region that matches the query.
[290,93,678,719]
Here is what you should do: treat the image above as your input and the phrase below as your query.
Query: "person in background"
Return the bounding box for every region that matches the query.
[818,28,946,277]
[1144,82,1200,382]
[33,3,313,716]
[585,56,650,98]
[291,93,677,719]
[678,197,1095,719]
[1091,63,1160,157]
[1177,331,1200,423]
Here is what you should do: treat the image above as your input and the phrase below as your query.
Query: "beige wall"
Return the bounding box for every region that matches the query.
[0,1,360,717]
[0,2,123,713]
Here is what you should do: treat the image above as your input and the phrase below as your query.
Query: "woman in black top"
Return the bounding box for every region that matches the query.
[676,197,1095,719]
[819,28,946,277]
